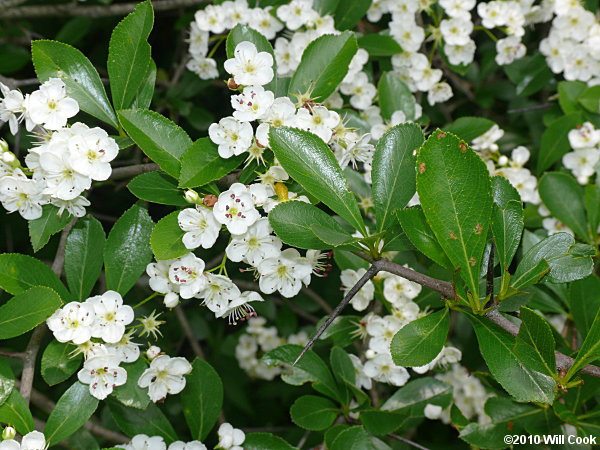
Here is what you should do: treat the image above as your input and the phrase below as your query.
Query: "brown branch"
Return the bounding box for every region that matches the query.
[0,350,25,359]
[174,305,205,359]
[0,0,207,18]
[109,163,160,180]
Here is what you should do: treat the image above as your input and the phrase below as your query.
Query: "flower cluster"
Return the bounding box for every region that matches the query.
[0,78,117,219]
[563,122,600,185]
[0,431,46,450]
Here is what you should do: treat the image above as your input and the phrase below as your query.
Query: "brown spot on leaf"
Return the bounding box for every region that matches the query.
[449,232,458,240]
[475,223,483,234]
[437,132,447,140]
[419,162,426,174]
[469,257,476,266]
[459,141,467,152]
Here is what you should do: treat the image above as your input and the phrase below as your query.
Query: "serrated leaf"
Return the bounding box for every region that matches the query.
[31,40,118,128]
[569,276,600,340]
[112,359,150,410]
[104,204,154,296]
[0,388,34,435]
[372,123,423,232]
[64,216,105,301]
[0,357,15,407]
[108,0,153,110]
[330,426,374,450]
[0,286,63,339]
[290,395,338,430]
[178,138,244,188]
[567,308,600,379]
[45,382,99,445]
[108,400,177,443]
[444,117,496,143]
[41,340,82,386]
[270,127,365,234]
[28,205,72,253]
[357,33,402,57]
[416,130,492,299]
[334,0,372,30]
[511,259,550,290]
[491,199,523,272]
[128,171,188,206]
[377,72,415,121]
[244,433,297,450]
[150,211,188,261]
[391,309,450,367]
[514,307,556,377]
[118,109,192,178]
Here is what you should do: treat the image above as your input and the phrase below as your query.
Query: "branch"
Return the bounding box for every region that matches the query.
[174,305,205,359]
[109,163,160,180]
[0,0,206,18]
[389,434,431,450]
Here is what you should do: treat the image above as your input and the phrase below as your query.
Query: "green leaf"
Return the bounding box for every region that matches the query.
[334,0,372,30]
[567,308,600,379]
[104,204,154,296]
[0,388,34,435]
[569,276,600,340]
[503,53,553,97]
[112,359,150,410]
[107,0,153,110]
[416,130,492,299]
[584,183,600,233]
[0,287,62,339]
[381,377,452,413]
[444,117,496,144]
[288,31,358,101]
[539,172,590,242]
[244,433,297,450]
[182,358,223,441]
[290,395,338,431]
[459,423,512,449]
[536,112,583,173]
[514,307,556,377]
[64,216,105,302]
[510,259,550,290]
[558,81,586,114]
[0,253,70,300]
[109,400,177,443]
[0,43,29,74]
[41,340,82,386]
[578,85,600,113]
[128,171,187,206]
[270,127,365,234]
[357,33,402,57]
[310,223,359,248]
[468,315,555,403]
[226,24,277,94]
[0,357,15,407]
[118,109,192,178]
[372,123,423,232]
[45,382,99,445]
[31,40,118,129]
[377,72,415,121]
[396,207,451,269]
[28,205,72,253]
[391,309,450,367]
[269,201,354,250]
[130,58,156,109]
[330,426,374,450]
[491,200,523,272]
[491,175,521,208]
[150,211,188,261]
[178,138,244,189]
[360,410,406,435]
[313,0,340,15]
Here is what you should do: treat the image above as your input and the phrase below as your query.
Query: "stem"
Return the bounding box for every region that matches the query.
[207,35,226,59]
[109,163,160,180]
[389,434,431,450]
[174,305,205,359]
[133,292,159,309]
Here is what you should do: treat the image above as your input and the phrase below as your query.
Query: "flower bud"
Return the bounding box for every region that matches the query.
[2,152,15,164]
[227,78,240,90]
[146,346,162,360]
[163,292,180,308]
[274,182,288,201]
[184,189,201,204]
[0,139,8,153]
[203,194,218,208]
[2,426,16,440]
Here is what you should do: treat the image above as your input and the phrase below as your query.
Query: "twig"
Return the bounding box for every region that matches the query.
[293,264,380,365]
[0,350,25,359]
[109,163,160,180]
[0,0,207,18]
[389,434,431,450]
[507,103,554,114]
[174,305,205,359]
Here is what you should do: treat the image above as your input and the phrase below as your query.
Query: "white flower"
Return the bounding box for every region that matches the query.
[77,348,127,400]
[389,20,425,52]
[39,145,91,200]
[413,345,462,374]
[0,83,29,135]
[471,124,504,154]
[445,40,476,66]
[428,82,453,106]
[0,169,46,220]
[424,403,443,419]
[440,17,473,46]
[276,0,318,30]
[339,72,377,110]
[255,97,297,147]
[248,8,284,40]
[51,195,90,218]
[224,41,274,86]
[495,36,526,65]
[366,315,404,354]
[363,353,410,386]
[147,260,179,297]
[187,56,219,80]
[178,206,221,249]
[225,217,282,266]
[568,122,600,149]
[168,441,207,450]
[138,355,192,402]
[208,116,254,158]
[341,269,374,312]
[2,431,47,450]
[543,217,574,236]
[87,290,135,343]
[349,354,372,390]
[212,183,260,234]
[231,85,275,122]
[117,434,167,450]
[216,290,264,325]
[257,248,312,298]
[26,78,79,130]
[68,123,119,180]
[197,273,241,315]
[562,149,600,184]
[383,273,422,306]
[294,106,340,143]
[194,4,226,34]
[336,133,375,170]
[217,423,245,450]
[47,301,96,344]
[106,331,141,363]
[168,253,208,299]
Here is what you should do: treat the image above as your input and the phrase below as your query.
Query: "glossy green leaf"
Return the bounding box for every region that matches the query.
[578,85,600,113]
[0,286,62,339]
[584,183,600,233]
[310,223,359,248]
[313,0,340,14]
[569,276,600,340]
[226,24,277,93]
[514,307,556,377]
[0,388,34,435]
[269,200,354,250]
[41,340,82,386]
[334,0,372,30]
[118,109,192,178]
[270,127,366,234]
[444,117,496,142]
[330,426,373,450]
[360,410,406,436]
[372,123,424,232]
[539,172,591,242]
[112,359,150,410]
[492,200,523,272]
[290,395,338,430]
[178,138,244,189]
[391,309,450,367]
[357,33,402,56]
[459,423,512,449]
[128,171,188,206]
[491,175,521,208]
[64,216,105,301]
[288,31,358,101]
[150,211,188,261]
[536,112,584,173]
[0,253,70,300]
[108,0,153,110]
[0,357,15,407]
[396,207,451,269]
[104,204,154,295]
[45,382,99,445]
[567,308,600,379]
[510,259,550,290]
[109,400,177,443]
[469,315,555,403]
[503,53,553,97]
[416,130,492,298]
[244,433,297,450]
[558,81,586,114]
[130,58,156,109]
[377,72,415,121]
[28,205,72,253]
[31,40,118,128]
[381,377,452,413]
